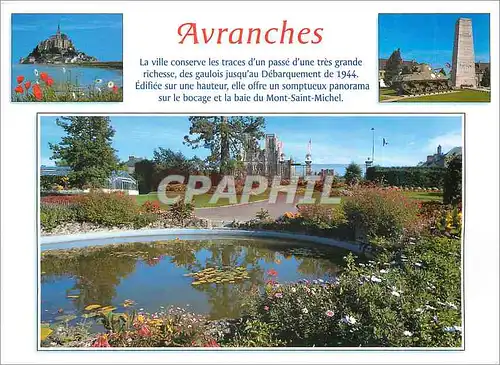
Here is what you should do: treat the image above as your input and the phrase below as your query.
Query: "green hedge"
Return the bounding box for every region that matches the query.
[366,166,446,188]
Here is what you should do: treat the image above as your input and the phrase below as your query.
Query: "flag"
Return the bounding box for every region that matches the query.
[383,138,388,146]
[446,62,451,69]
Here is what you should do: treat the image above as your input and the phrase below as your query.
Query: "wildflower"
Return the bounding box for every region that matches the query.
[414,262,423,267]
[107,81,115,88]
[92,334,110,347]
[136,314,145,323]
[274,259,281,264]
[274,292,283,299]
[302,308,309,314]
[45,77,54,87]
[34,69,39,77]
[95,78,103,84]
[433,315,439,323]
[379,269,388,274]
[72,92,77,100]
[318,279,324,283]
[403,330,413,337]
[32,84,42,100]
[16,75,24,84]
[341,315,357,325]
[138,325,151,337]
[267,269,278,277]
[358,263,365,267]
[291,287,297,293]
[263,306,269,311]
[24,81,31,90]
[443,326,461,333]
[446,302,458,310]
[391,290,400,297]
[325,310,334,317]
[14,85,23,93]
[40,72,48,82]
[203,339,220,347]
[112,85,118,93]
[370,276,382,283]
[415,308,424,313]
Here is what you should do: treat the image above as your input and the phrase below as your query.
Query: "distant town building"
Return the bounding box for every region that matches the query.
[38,24,74,52]
[124,155,144,174]
[418,145,462,167]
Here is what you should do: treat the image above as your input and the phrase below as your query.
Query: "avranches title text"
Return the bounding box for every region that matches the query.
[178,20,323,44]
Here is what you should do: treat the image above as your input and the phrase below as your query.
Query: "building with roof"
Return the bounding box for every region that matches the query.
[418,145,462,167]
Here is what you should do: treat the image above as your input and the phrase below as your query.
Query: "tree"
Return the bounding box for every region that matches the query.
[153,147,191,172]
[443,155,462,206]
[480,67,490,87]
[134,159,156,194]
[344,162,363,186]
[49,116,118,188]
[383,48,403,86]
[183,116,265,173]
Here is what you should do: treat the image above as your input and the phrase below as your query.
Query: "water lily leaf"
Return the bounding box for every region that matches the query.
[66,295,79,299]
[192,281,202,285]
[85,304,102,311]
[55,314,77,322]
[81,312,98,318]
[41,327,53,341]
[99,306,116,312]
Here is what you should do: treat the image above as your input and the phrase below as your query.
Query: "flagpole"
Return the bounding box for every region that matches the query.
[371,128,375,162]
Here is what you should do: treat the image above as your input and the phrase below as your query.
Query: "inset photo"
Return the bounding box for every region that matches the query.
[11,13,123,102]
[379,13,490,103]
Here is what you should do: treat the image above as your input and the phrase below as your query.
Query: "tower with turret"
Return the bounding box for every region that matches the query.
[305,139,312,175]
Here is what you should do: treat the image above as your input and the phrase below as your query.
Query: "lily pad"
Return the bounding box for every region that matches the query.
[84,304,102,311]
[66,295,79,299]
[99,306,116,312]
[81,312,98,318]
[55,314,77,322]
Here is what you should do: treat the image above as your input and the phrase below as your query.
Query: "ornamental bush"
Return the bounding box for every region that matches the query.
[77,191,140,227]
[342,188,420,240]
[365,166,446,188]
[40,205,78,231]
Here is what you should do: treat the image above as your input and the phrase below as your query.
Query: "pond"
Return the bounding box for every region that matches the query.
[12,64,123,91]
[41,237,348,328]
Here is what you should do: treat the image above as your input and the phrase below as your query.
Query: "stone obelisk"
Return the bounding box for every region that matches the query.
[451,18,477,88]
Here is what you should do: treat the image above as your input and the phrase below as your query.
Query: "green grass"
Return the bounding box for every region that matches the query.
[395,89,490,102]
[136,191,270,209]
[402,191,443,202]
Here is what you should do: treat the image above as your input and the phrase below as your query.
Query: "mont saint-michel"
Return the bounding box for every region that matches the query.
[19,24,97,64]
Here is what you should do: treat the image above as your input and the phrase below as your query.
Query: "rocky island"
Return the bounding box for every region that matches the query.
[19,24,97,64]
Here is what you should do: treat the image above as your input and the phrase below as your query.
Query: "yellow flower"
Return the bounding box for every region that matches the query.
[136,314,145,324]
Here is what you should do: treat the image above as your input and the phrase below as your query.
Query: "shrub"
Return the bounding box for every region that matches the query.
[133,213,159,229]
[255,208,271,221]
[344,162,363,185]
[342,188,420,240]
[366,166,446,188]
[77,191,140,227]
[41,195,82,206]
[168,200,194,227]
[141,200,162,214]
[297,204,346,229]
[40,205,77,231]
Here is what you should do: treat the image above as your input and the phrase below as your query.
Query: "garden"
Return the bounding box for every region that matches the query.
[39,116,463,348]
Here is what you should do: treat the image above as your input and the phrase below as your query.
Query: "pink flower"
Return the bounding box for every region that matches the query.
[274,292,283,298]
[92,334,110,347]
[264,306,269,311]
[326,310,334,317]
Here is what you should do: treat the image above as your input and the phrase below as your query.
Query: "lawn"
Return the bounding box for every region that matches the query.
[395,89,490,102]
[379,88,398,101]
[136,191,270,209]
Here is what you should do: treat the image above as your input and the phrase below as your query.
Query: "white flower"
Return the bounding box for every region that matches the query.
[96,87,102,93]
[403,330,413,336]
[318,279,324,283]
[414,262,423,267]
[370,276,382,283]
[302,308,308,314]
[72,92,76,100]
[446,302,458,310]
[34,69,39,77]
[443,326,458,333]
[415,308,424,313]
[291,287,297,293]
[425,304,436,310]
[95,78,103,84]
[341,315,357,325]
[107,81,114,88]
[379,269,388,274]
[359,263,366,267]
[391,290,400,297]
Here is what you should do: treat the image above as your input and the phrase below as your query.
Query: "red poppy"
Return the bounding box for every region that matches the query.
[33,84,43,100]
[40,72,48,82]
[24,81,31,90]
[45,77,54,87]
[16,75,25,84]
[14,85,23,94]
[203,339,220,347]
[112,85,118,94]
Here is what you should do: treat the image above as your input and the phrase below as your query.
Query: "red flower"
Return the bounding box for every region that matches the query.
[203,339,220,347]
[45,77,54,87]
[112,85,118,94]
[138,325,152,337]
[40,72,48,82]
[267,269,278,277]
[16,75,25,84]
[14,85,23,94]
[33,84,43,100]
[92,334,110,347]
[24,81,31,90]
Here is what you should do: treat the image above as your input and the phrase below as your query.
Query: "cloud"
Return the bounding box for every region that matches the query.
[425,131,462,154]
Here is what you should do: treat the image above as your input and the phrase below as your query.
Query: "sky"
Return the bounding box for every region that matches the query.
[379,13,490,69]
[40,115,463,168]
[11,14,123,63]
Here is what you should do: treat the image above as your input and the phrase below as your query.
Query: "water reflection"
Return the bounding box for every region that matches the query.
[41,239,345,321]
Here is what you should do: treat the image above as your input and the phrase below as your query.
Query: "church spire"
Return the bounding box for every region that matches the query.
[57,23,61,35]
